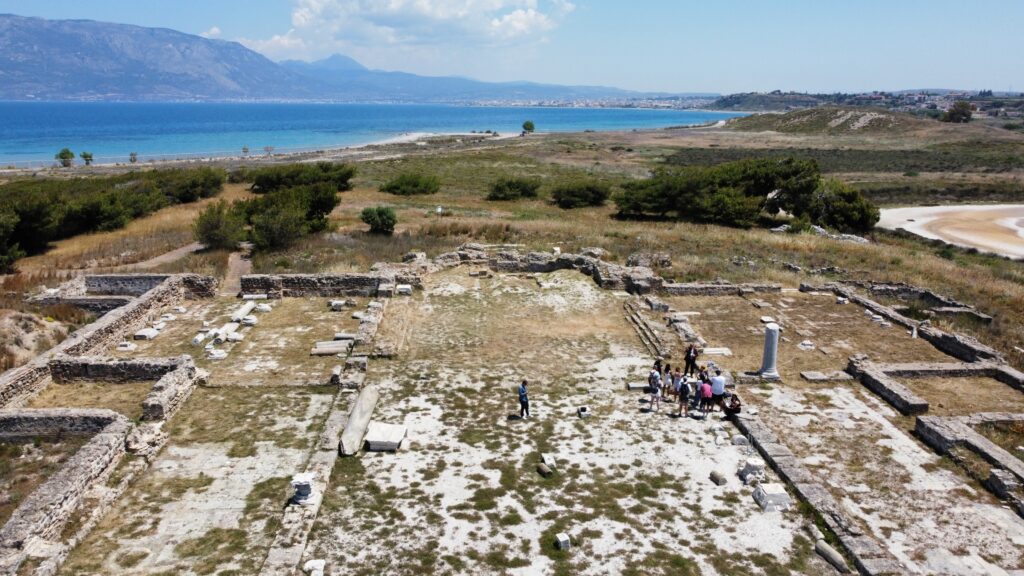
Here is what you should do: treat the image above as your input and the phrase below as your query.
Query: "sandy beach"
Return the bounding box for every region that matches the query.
[878,204,1024,259]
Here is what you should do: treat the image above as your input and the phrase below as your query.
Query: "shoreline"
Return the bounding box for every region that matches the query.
[878,204,1024,260]
[0,119,732,174]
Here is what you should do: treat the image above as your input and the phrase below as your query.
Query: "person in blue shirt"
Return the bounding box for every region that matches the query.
[518,380,530,419]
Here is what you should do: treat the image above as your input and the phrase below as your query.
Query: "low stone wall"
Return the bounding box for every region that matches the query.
[84,274,170,296]
[48,356,187,383]
[846,359,1024,416]
[44,355,200,422]
[0,409,130,554]
[734,413,903,575]
[142,362,202,421]
[662,282,781,296]
[846,358,929,415]
[240,274,387,298]
[916,413,1024,516]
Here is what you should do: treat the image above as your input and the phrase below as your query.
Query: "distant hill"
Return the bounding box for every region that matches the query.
[0,13,316,100]
[0,14,690,103]
[709,92,826,111]
[278,55,669,103]
[725,107,933,135]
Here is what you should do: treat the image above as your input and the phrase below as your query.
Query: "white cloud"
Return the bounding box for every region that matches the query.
[200,26,222,39]
[239,0,574,61]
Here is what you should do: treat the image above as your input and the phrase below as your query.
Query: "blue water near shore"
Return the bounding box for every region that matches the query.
[0,102,745,166]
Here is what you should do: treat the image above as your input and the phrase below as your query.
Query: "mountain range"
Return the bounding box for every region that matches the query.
[0,14,710,103]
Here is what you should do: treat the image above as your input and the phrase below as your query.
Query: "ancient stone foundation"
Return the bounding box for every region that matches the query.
[0,410,130,553]
[0,274,216,409]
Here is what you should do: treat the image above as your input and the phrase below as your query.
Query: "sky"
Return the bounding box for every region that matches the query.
[4,0,1023,94]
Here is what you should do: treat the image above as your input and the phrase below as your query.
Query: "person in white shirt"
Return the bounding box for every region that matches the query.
[710,369,729,411]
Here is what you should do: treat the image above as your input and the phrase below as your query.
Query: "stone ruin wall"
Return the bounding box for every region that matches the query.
[0,274,216,409]
[84,274,171,296]
[802,281,1005,365]
[45,355,201,422]
[0,410,131,550]
[239,273,422,298]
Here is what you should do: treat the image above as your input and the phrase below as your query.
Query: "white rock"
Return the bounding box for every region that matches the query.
[255,303,272,313]
[739,458,766,484]
[753,483,792,511]
[191,333,207,346]
[555,532,572,550]
[133,328,159,340]
[241,315,258,326]
[303,559,327,575]
[159,313,176,322]
[242,293,268,300]
[115,341,137,352]
[208,349,228,360]
[798,340,815,351]
[760,316,776,324]
[173,306,187,313]
[151,321,167,331]
[226,332,245,342]
[396,284,413,296]
[364,421,407,452]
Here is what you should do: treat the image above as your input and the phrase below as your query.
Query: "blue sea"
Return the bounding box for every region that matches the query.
[0,102,744,167]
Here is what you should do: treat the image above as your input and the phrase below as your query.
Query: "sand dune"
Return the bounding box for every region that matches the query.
[878,204,1024,259]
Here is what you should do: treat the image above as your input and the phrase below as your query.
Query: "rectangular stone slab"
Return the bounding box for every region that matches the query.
[364,421,407,452]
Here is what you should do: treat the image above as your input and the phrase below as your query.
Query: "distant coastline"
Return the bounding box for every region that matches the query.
[0,102,745,168]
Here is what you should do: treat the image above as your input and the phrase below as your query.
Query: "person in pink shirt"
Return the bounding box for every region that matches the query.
[700,381,713,414]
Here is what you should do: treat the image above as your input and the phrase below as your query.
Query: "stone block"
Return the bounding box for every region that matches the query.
[133,328,159,340]
[739,458,766,484]
[577,406,591,418]
[753,483,792,512]
[346,355,369,372]
[537,463,554,478]
[396,284,414,296]
[709,470,727,486]
[555,532,572,550]
[364,421,407,452]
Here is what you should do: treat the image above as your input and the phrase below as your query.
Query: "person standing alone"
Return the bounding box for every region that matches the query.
[518,380,531,419]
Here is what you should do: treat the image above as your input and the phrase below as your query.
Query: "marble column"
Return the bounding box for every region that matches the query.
[759,323,781,380]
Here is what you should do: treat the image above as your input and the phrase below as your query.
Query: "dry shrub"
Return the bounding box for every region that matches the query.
[418,221,520,243]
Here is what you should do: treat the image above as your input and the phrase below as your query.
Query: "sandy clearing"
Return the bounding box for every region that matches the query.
[878,204,1024,259]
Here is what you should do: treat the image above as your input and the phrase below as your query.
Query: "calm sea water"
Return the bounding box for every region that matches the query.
[0,102,744,166]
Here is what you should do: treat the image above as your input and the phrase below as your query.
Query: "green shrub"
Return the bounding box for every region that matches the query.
[551,181,610,209]
[487,177,541,201]
[250,201,307,250]
[0,209,25,273]
[249,162,356,193]
[360,206,398,235]
[381,173,441,196]
[808,179,880,233]
[193,200,246,250]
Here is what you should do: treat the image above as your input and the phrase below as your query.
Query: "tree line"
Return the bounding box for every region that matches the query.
[0,168,224,272]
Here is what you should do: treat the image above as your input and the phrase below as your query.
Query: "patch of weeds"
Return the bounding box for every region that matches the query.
[174,527,250,575]
[116,549,149,568]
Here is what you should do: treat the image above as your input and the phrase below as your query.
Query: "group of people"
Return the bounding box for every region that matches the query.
[647,344,741,417]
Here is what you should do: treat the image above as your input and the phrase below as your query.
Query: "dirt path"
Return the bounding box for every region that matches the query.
[114,242,205,271]
[220,250,252,296]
